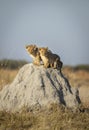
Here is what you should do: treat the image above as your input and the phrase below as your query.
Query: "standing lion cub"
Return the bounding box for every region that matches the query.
[25,44,63,70]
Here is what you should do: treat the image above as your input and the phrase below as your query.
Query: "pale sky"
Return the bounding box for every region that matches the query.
[0,0,89,65]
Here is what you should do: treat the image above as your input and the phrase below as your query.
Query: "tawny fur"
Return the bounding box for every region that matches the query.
[25,45,63,70]
[39,47,63,69]
[25,44,42,65]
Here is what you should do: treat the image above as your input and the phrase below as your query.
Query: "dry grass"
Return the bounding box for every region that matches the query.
[0,67,89,130]
[62,67,89,88]
[0,104,89,130]
[0,68,18,90]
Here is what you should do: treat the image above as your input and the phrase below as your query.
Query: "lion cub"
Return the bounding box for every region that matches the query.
[39,47,63,69]
[25,44,41,65]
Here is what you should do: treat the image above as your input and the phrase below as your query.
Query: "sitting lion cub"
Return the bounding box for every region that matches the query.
[25,44,41,65]
[39,47,63,69]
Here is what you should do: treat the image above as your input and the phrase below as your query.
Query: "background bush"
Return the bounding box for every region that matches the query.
[0,59,28,69]
[73,65,89,71]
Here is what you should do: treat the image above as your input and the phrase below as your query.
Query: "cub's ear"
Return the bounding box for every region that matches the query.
[34,46,37,51]
[33,44,36,47]
[46,47,48,50]
[38,48,41,51]
[25,45,29,49]
[34,48,36,51]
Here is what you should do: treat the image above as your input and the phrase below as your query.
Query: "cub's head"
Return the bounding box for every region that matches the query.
[25,44,39,56]
[39,47,48,56]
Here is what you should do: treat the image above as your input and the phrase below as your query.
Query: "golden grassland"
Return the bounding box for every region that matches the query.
[62,67,89,88]
[0,67,89,130]
[0,69,18,91]
[0,104,89,130]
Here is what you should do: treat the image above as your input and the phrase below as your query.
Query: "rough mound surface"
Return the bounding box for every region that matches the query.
[0,64,80,112]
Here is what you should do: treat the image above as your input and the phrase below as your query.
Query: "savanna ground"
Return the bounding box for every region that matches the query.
[0,61,89,130]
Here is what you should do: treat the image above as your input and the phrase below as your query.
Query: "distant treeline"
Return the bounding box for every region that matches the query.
[73,65,89,71]
[64,65,89,71]
[0,59,89,71]
[0,59,28,69]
